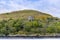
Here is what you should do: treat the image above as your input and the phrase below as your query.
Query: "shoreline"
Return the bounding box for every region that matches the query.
[0,36,60,38]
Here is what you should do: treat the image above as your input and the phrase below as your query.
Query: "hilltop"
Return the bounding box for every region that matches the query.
[0,10,53,20]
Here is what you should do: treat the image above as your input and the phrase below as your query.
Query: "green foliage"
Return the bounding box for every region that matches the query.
[46,21,60,33]
[47,27,56,33]
[24,21,32,32]
[32,21,43,28]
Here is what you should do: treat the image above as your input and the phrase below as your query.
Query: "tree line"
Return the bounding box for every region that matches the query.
[0,17,60,36]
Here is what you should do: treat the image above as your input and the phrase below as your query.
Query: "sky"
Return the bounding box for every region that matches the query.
[0,0,60,18]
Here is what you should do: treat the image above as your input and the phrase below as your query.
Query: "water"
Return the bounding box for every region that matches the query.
[0,38,60,40]
[0,36,60,40]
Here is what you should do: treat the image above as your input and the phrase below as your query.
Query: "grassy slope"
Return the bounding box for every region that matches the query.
[0,10,53,20]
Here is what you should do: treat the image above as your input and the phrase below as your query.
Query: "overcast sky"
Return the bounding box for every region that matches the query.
[0,0,60,18]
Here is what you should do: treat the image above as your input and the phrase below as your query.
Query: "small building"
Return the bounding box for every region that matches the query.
[28,16,34,21]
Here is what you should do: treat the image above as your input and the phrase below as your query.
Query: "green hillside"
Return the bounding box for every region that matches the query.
[0,10,60,36]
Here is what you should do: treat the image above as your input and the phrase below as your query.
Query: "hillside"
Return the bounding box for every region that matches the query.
[0,10,53,20]
[0,10,60,36]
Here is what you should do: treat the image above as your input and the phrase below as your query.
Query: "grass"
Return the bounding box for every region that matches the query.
[0,10,53,20]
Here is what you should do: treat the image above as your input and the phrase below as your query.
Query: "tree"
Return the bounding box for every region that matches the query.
[14,19,24,32]
[46,27,56,33]
[24,21,32,32]
[32,21,43,28]
[47,21,60,34]
[43,17,53,35]
[24,20,43,34]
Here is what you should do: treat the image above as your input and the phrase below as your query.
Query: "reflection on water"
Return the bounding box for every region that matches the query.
[0,38,60,40]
